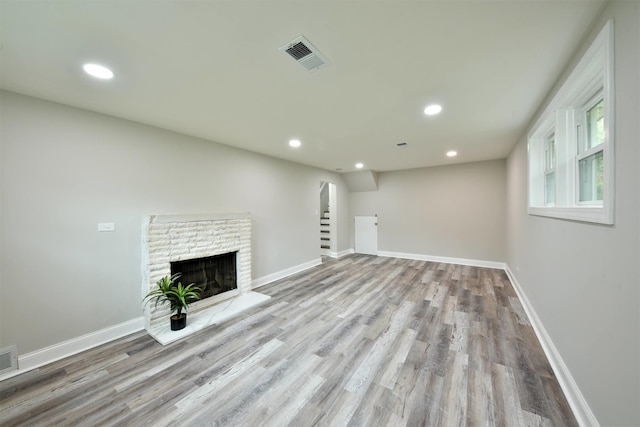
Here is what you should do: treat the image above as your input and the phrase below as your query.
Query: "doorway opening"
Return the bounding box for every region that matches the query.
[320,182,337,257]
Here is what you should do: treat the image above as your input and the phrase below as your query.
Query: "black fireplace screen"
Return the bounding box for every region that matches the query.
[170,252,238,300]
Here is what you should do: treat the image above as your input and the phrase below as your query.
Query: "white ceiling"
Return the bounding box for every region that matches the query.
[0,0,606,172]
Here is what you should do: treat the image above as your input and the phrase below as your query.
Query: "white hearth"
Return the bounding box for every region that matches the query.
[142,213,270,344]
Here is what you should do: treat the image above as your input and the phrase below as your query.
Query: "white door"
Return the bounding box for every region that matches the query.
[355,216,378,255]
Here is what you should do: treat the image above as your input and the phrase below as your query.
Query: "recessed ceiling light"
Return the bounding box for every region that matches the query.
[83,63,114,79]
[355,162,364,169]
[446,150,458,157]
[289,139,301,148]
[424,104,442,116]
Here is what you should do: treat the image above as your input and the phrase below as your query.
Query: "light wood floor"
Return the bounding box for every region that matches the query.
[0,254,577,426]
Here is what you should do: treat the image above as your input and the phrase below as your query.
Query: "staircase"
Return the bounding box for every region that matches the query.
[320,210,331,252]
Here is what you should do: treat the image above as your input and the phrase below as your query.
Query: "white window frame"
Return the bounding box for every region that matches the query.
[544,132,556,206]
[528,20,614,225]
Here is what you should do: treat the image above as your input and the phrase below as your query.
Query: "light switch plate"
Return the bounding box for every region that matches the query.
[97,222,115,232]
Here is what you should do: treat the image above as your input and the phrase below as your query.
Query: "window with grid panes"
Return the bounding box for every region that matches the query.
[528,20,613,224]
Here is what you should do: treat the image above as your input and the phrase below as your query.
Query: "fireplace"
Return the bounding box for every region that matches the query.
[171,252,238,300]
[142,213,271,343]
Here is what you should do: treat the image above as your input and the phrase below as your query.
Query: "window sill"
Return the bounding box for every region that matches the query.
[528,206,613,225]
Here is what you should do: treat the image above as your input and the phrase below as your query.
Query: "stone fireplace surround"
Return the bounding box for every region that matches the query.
[142,213,270,345]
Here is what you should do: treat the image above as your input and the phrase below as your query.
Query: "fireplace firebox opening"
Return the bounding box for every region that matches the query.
[170,252,238,300]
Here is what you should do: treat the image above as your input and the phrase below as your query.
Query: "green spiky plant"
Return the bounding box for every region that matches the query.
[144,273,202,323]
[166,281,202,318]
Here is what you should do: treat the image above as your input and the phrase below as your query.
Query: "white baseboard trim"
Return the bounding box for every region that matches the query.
[324,249,354,259]
[336,248,354,258]
[251,257,322,289]
[0,317,144,382]
[377,250,506,270]
[504,266,599,427]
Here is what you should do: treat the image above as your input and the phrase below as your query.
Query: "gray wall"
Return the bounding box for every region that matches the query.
[0,91,350,354]
[0,95,3,347]
[350,160,506,263]
[506,1,639,425]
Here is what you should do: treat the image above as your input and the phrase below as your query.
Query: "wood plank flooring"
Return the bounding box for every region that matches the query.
[0,254,577,426]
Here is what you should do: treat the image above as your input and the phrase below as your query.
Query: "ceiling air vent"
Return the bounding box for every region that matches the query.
[279,36,329,71]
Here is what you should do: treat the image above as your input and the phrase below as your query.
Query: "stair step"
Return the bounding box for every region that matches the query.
[320,210,330,249]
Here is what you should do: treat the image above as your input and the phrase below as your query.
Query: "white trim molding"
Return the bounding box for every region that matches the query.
[378,250,506,270]
[504,266,600,427]
[336,248,355,258]
[323,249,353,259]
[251,257,322,289]
[0,317,144,382]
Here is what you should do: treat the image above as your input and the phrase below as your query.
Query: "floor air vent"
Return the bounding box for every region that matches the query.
[280,36,329,71]
[0,345,18,375]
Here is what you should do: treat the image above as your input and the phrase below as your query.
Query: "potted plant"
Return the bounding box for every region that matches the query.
[144,273,202,330]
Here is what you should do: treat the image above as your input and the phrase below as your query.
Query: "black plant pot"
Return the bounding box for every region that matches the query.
[170,313,187,331]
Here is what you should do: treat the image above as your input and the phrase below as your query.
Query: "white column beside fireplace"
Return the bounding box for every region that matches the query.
[142,213,270,345]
